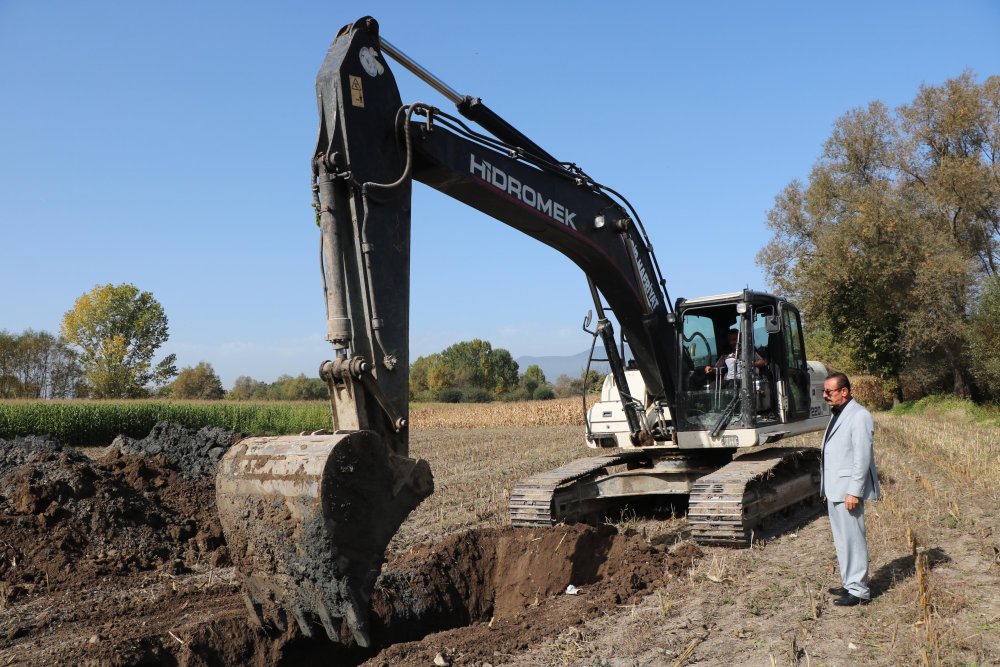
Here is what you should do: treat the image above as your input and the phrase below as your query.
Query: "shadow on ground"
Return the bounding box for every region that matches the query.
[870,547,950,597]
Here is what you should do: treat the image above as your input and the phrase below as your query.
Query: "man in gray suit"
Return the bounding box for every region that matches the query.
[821,372,880,606]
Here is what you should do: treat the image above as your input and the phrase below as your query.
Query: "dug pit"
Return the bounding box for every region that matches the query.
[0,426,701,666]
[147,524,703,666]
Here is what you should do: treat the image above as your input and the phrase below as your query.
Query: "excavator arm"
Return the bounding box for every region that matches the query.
[314,17,679,435]
[216,16,681,648]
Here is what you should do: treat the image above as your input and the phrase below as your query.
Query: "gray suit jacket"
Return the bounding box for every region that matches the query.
[820,398,880,502]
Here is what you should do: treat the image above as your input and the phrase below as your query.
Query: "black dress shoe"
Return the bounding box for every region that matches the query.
[833,593,868,606]
[828,586,849,596]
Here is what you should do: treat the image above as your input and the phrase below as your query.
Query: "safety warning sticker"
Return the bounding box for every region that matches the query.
[349,75,364,108]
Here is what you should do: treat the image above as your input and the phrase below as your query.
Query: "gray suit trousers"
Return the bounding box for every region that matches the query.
[827,498,870,599]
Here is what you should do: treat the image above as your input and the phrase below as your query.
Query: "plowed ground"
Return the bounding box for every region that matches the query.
[0,415,996,666]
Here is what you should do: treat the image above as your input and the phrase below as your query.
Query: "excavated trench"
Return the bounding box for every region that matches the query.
[171,523,702,666]
[0,425,703,666]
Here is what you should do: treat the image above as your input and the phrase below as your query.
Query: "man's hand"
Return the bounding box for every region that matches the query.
[844,494,860,511]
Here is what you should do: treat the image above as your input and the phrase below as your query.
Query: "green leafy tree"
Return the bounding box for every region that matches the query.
[581,369,606,394]
[758,72,999,397]
[968,277,1000,398]
[410,340,520,400]
[520,364,547,396]
[801,328,859,376]
[223,374,327,400]
[409,353,454,395]
[228,375,269,400]
[439,339,519,398]
[484,347,519,397]
[532,385,555,400]
[166,361,225,399]
[0,329,83,398]
[270,374,329,400]
[60,283,177,398]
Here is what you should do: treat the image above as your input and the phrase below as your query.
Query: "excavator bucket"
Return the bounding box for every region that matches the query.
[215,432,433,647]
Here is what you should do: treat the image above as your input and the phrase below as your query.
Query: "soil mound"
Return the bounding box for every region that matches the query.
[0,427,229,605]
[110,421,242,479]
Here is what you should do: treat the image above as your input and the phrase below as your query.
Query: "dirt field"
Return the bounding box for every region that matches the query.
[0,408,996,666]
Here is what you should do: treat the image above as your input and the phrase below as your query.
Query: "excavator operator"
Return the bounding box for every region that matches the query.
[705,329,766,384]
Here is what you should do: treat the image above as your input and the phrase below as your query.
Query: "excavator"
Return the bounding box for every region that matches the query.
[215,16,832,648]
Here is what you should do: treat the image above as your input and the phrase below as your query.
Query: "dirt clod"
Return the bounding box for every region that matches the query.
[111,421,242,480]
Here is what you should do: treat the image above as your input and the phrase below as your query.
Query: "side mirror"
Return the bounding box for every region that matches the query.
[582,310,595,334]
[757,305,781,334]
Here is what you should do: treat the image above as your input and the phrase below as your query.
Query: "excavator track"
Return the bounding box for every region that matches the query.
[687,447,820,547]
[509,451,652,527]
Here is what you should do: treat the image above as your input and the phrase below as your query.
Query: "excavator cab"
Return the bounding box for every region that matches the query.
[673,290,828,448]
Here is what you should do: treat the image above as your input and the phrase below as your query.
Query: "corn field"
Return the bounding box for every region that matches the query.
[410,397,585,428]
[0,397,587,446]
[0,400,333,446]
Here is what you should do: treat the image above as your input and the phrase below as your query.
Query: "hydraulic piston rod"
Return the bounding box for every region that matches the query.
[378,36,558,164]
[379,37,462,104]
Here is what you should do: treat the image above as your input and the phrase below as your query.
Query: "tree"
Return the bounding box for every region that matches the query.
[410,340,520,400]
[0,329,83,398]
[223,373,330,401]
[410,353,453,395]
[532,385,555,400]
[61,283,177,398]
[520,364,547,396]
[229,375,269,400]
[968,277,1000,398]
[167,362,225,399]
[270,374,328,400]
[553,369,606,398]
[758,73,999,397]
[438,339,519,397]
[553,374,575,398]
[483,347,519,397]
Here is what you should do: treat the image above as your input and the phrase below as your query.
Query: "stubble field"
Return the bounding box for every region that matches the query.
[0,398,996,666]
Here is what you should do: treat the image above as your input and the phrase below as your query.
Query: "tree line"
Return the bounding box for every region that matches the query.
[759,72,999,401]
[409,338,604,403]
[3,282,329,401]
[0,330,84,398]
[1,283,178,399]
[7,281,605,403]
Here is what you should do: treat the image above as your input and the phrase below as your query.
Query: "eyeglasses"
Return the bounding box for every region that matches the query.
[822,387,845,395]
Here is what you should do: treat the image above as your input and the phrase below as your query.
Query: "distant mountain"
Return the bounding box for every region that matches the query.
[515,350,609,382]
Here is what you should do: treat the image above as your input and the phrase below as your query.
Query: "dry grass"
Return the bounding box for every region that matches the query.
[389,425,584,552]
[395,402,1000,666]
[856,412,1000,666]
[409,397,585,429]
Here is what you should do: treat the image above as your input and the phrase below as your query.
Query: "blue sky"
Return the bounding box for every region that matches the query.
[2,2,998,387]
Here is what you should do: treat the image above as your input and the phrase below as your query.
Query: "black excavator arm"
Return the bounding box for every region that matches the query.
[314,16,679,447]
[216,17,685,649]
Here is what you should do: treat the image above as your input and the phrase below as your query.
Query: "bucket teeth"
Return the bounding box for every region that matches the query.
[216,432,433,646]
